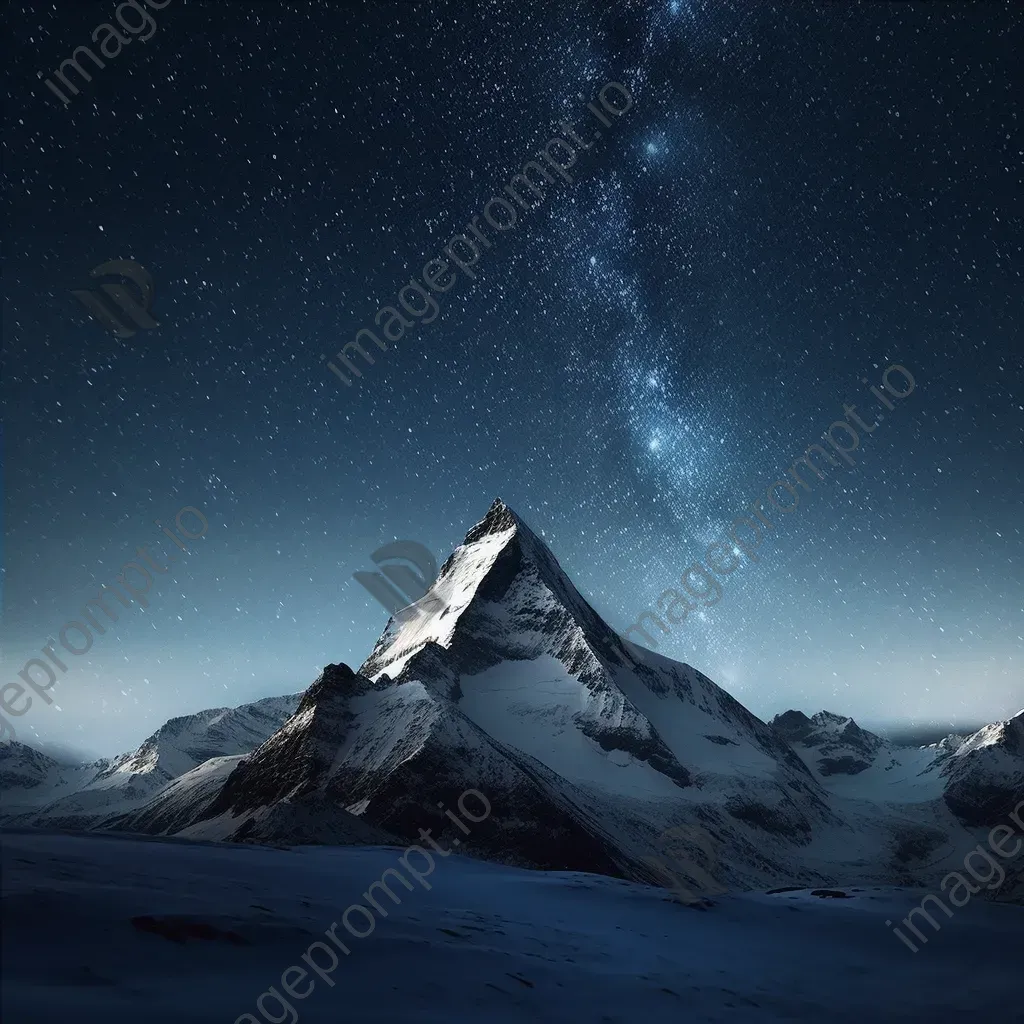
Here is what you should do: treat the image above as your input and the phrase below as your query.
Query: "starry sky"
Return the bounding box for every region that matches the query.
[3,0,1022,759]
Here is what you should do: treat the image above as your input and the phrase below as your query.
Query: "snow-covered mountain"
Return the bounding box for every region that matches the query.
[770,710,887,777]
[769,709,957,806]
[772,707,1024,820]
[3,500,1021,904]
[0,694,301,830]
[940,710,1024,826]
[167,499,857,892]
[768,705,1024,901]
[187,659,638,870]
[0,742,111,819]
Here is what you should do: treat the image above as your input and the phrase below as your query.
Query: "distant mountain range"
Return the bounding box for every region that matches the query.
[3,499,1022,901]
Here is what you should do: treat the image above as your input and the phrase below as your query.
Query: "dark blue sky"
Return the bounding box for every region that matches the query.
[2,0,1021,757]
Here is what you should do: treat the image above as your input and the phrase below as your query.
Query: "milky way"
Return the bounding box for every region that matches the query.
[3,0,1021,756]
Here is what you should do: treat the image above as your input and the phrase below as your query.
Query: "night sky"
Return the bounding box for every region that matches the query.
[3,0,1021,759]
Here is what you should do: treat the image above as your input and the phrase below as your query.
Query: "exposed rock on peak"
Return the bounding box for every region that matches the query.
[296,662,370,713]
[772,710,813,734]
[462,496,526,544]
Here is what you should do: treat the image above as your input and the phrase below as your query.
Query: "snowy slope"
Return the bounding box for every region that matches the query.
[1,830,1020,1023]
[182,659,651,880]
[115,755,249,836]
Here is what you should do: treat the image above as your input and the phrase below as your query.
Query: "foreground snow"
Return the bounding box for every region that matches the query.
[1,830,1019,1023]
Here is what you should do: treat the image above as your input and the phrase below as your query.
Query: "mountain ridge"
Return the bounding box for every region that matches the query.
[2,499,1021,904]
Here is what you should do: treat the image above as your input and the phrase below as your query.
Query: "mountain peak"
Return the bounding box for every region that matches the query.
[361,500,557,681]
[299,663,361,710]
[466,496,518,535]
[770,708,886,778]
[771,710,812,735]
